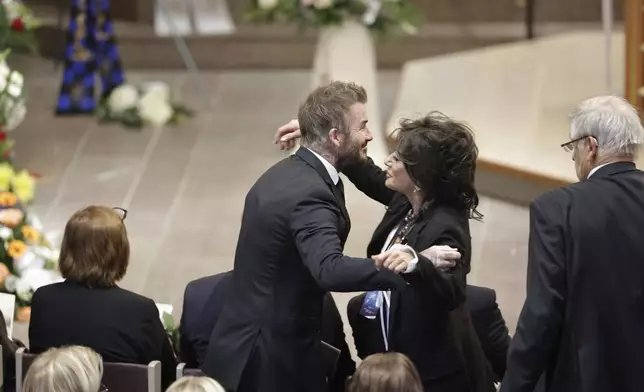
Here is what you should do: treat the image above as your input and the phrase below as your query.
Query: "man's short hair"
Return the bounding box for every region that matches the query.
[297,81,367,147]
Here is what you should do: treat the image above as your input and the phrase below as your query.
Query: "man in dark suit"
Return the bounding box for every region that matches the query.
[501,95,644,392]
[180,271,356,392]
[202,81,410,392]
[467,285,511,382]
[179,271,233,368]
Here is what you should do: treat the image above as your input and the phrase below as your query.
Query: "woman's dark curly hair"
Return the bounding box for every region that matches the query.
[394,112,482,220]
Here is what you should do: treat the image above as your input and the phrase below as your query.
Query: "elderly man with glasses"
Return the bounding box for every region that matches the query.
[501,95,644,392]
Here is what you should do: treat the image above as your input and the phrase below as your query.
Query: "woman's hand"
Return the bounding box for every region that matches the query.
[419,245,461,270]
[372,250,414,274]
[274,119,301,150]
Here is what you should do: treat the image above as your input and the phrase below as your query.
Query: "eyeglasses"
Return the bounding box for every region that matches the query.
[560,135,595,152]
[99,383,108,392]
[112,207,127,221]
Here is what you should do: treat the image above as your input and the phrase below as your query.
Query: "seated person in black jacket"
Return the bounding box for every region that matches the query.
[466,285,511,382]
[0,308,22,392]
[28,206,177,390]
[180,271,356,392]
[179,272,233,368]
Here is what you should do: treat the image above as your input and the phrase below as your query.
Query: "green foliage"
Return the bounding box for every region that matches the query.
[246,0,424,37]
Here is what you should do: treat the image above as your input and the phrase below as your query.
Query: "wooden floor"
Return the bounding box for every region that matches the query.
[8,56,530,358]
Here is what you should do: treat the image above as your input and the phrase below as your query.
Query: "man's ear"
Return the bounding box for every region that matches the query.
[328,128,342,147]
[587,136,599,158]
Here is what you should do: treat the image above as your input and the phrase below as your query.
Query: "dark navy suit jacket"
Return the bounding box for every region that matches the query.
[179,272,233,367]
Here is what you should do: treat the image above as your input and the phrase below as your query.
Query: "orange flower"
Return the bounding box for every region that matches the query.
[16,306,30,322]
[0,208,23,228]
[0,263,9,285]
[21,225,39,242]
[0,192,16,207]
[7,239,26,259]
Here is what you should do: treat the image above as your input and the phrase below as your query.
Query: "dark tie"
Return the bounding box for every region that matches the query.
[335,177,344,200]
[335,177,346,204]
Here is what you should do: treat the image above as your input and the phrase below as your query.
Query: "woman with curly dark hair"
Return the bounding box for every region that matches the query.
[276,112,495,392]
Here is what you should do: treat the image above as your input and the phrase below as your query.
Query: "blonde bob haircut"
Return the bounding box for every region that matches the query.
[166,376,227,392]
[59,205,129,287]
[23,346,103,392]
[347,352,423,392]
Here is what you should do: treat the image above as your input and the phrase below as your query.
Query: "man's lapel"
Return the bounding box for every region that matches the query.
[388,206,433,345]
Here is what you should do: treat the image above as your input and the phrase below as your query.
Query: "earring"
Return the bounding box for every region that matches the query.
[413,185,421,193]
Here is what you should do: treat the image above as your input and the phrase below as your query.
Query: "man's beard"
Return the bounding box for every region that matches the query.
[336,140,366,171]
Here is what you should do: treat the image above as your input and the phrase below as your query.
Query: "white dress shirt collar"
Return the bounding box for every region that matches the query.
[306,148,339,185]
[587,162,615,179]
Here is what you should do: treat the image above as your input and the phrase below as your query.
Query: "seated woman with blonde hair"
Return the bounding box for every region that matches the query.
[167,376,226,392]
[23,346,104,392]
[347,352,423,392]
[28,206,177,389]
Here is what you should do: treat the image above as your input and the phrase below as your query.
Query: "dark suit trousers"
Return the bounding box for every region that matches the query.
[322,294,356,392]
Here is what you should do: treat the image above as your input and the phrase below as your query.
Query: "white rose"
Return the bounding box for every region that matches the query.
[0,61,9,80]
[44,231,60,247]
[7,70,23,97]
[26,213,43,232]
[15,277,32,302]
[0,62,9,94]
[138,93,173,127]
[19,268,62,292]
[141,81,171,103]
[0,227,12,240]
[258,0,278,9]
[362,0,382,25]
[32,245,58,261]
[3,274,17,292]
[108,84,139,113]
[8,71,22,88]
[14,250,45,273]
[400,22,418,35]
[314,0,332,9]
[2,0,21,20]
[3,98,25,131]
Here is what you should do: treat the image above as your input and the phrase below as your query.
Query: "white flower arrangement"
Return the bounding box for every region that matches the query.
[0,50,26,132]
[246,0,423,36]
[0,197,63,321]
[97,82,194,129]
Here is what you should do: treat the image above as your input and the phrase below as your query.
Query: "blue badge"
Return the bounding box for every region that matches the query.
[359,291,382,319]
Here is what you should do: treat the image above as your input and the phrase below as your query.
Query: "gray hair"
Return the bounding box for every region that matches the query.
[166,376,227,392]
[570,95,644,158]
[23,346,103,392]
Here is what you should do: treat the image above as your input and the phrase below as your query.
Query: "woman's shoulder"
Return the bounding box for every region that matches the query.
[34,282,155,308]
[109,287,158,309]
[423,204,469,225]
